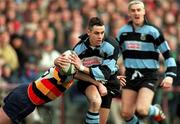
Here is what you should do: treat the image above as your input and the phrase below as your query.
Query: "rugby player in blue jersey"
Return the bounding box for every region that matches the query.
[64,17,125,124]
[116,0,177,124]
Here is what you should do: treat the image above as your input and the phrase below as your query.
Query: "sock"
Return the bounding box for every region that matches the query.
[148,105,159,116]
[125,115,140,124]
[85,111,99,124]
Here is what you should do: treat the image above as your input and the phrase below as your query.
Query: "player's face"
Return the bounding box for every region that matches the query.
[88,25,105,47]
[128,3,145,26]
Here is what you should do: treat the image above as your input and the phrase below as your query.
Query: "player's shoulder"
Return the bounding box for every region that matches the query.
[144,22,162,34]
[117,23,132,37]
[73,34,88,49]
[119,24,130,32]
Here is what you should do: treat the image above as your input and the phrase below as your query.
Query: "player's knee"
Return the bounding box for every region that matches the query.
[120,111,133,120]
[89,97,102,110]
[90,99,102,109]
[136,106,148,117]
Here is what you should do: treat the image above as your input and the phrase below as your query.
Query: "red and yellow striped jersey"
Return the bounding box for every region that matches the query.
[28,66,74,105]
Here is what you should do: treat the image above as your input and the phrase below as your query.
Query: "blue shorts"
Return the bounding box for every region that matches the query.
[2,83,36,124]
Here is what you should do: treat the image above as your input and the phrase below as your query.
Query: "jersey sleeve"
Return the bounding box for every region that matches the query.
[154,30,177,78]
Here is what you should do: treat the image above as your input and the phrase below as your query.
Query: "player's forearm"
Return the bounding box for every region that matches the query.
[78,64,90,75]
[74,71,100,87]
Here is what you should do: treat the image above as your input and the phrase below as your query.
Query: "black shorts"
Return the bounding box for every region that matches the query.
[2,84,36,124]
[77,74,120,108]
[123,69,158,92]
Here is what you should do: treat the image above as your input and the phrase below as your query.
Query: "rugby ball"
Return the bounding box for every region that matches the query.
[61,50,77,75]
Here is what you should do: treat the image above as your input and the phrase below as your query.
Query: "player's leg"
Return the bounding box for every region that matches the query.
[99,75,121,124]
[136,87,165,122]
[121,89,139,124]
[99,108,110,124]
[136,87,154,116]
[0,107,12,124]
[85,85,102,124]
[99,93,113,124]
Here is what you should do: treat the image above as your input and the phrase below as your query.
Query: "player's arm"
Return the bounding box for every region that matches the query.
[155,30,177,89]
[54,54,107,96]
[74,71,102,86]
[156,34,177,78]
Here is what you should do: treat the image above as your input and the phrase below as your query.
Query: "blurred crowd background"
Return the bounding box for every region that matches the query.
[0,0,180,124]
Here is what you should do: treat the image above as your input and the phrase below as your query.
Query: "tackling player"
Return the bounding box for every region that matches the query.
[0,51,107,124]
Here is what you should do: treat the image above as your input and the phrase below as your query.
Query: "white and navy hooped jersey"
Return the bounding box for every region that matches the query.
[116,21,176,78]
[73,34,119,82]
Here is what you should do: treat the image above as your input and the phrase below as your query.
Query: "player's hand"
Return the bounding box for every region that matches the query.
[117,75,126,87]
[160,76,173,89]
[54,55,70,69]
[69,53,82,70]
[97,82,107,96]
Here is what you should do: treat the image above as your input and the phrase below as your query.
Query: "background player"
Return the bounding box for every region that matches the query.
[116,0,177,124]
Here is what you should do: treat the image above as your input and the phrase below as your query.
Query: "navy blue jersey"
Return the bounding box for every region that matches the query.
[116,21,176,78]
[73,34,119,82]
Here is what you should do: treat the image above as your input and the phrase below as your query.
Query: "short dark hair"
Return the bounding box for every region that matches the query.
[88,17,104,30]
